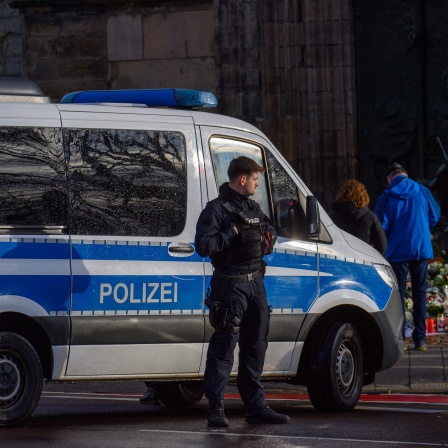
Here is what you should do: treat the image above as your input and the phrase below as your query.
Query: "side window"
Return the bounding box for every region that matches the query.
[209,137,271,218]
[65,128,187,237]
[266,151,307,239]
[0,127,67,233]
[267,150,331,243]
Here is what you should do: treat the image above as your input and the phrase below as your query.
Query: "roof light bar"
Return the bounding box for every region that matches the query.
[61,88,218,109]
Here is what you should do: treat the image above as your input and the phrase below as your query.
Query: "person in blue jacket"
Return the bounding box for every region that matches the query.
[375,163,441,350]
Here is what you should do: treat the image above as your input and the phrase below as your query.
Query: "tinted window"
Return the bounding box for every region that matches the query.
[0,127,67,232]
[65,129,187,237]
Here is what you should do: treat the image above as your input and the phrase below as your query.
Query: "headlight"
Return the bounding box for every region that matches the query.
[374,263,397,289]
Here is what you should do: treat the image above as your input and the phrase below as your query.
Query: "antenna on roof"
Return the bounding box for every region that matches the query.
[0,77,50,103]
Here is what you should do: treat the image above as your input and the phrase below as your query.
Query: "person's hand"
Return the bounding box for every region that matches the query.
[231,223,238,235]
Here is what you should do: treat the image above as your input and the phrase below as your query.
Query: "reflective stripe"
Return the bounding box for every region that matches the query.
[72,259,203,276]
[0,259,69,275]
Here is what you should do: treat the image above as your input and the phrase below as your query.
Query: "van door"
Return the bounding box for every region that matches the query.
[0,112,71,364]
[60,110,205,378]
[199,126,320,375]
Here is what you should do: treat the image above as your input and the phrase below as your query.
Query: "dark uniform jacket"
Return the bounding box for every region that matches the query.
[331,202,387,256]
[195,183,276,274]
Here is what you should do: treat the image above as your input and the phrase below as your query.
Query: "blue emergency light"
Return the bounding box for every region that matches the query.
[61,88,218,109]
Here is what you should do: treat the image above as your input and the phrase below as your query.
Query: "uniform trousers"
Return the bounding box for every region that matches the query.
[203,275,269,411]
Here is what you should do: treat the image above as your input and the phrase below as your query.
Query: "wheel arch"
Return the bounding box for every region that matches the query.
[295,305,383,386]
[0,312,53,379]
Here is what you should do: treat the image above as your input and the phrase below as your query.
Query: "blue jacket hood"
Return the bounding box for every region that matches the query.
[386,175,420,199]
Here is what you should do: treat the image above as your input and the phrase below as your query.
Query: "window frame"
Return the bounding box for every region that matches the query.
[208,135,275,221]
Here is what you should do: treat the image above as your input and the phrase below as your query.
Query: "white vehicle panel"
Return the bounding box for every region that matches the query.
[65,343,203,377]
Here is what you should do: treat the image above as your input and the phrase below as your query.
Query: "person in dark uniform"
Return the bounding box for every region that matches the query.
[195,156,290,427]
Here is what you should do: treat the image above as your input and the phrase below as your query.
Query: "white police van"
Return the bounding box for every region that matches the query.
[0,78,403,426]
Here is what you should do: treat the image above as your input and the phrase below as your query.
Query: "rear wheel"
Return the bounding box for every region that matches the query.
[155,381,204,408]
[307,322,363,412]
[0,332,43,426]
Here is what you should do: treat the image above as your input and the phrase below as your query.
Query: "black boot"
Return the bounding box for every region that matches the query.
[245,405,290,424]
[139,385,162,406]
[207,399,229,427]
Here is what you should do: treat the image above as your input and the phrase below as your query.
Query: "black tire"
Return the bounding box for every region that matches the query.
[307,322,363,412]
[0,332,43,427]
[155,381,204,408]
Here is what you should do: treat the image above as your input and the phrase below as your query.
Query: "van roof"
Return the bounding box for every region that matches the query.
[56,102,263,135]
[0,80,265,138]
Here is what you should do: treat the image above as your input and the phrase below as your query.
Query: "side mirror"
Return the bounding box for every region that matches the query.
[275,198,295,228]
[306,195,320,237]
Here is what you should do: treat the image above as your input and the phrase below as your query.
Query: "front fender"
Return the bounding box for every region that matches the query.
[0,295,49,317]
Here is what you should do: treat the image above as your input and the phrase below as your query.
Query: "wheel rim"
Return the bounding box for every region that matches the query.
[336,340,357,396]
[0,352,23,405]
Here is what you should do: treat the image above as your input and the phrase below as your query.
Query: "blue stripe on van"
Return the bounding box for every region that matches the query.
[72,241,202,262]
[1,273,203,315]
[319,256,391,311]
[0,239,391,316]
[1,275,71,314]
[0,240,202,262]
[263,251,391,313]
[264,251,319,312]
[72,274,204,314]
[265,275,318,312]
[0,239,69,259]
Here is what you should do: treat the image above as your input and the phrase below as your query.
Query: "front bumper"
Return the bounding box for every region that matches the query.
[372,287,404,371]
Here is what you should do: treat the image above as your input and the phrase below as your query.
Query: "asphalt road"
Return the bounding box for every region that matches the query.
[2,382,448,448]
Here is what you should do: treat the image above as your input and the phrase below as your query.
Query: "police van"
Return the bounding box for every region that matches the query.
[0,78,403,426]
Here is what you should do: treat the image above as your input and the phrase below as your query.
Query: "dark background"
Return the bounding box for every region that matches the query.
[4,0,448,213]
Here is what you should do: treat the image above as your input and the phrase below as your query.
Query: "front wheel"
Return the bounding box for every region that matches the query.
[307,322,363,412]
[155,381,204,408]
[0,332,43,426]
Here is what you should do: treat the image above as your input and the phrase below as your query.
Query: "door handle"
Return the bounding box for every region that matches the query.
[168,243,195,256]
